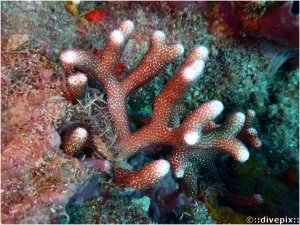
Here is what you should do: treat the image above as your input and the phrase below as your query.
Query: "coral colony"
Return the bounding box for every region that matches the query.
[60,20,263,208]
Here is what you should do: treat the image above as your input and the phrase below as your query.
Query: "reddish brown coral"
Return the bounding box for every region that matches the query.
[61,127,88,156]
[59,20,263,197]
[114,159,170,190]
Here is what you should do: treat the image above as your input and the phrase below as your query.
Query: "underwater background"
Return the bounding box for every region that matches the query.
[1,1,299,224]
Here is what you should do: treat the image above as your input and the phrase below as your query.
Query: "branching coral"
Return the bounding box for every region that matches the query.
[59,20,263,206]
[168,110,262,205]
[169,110,261,185]
[61,127,88,156]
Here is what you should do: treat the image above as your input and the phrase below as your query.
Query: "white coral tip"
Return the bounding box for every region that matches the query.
[120,20,134,37]
[183,60,205,81]
[110,30,125,45]
[235,112,246,124]
[175,169,185,178]
[60,50,77,63]
[176,44,184,55]
[184,131,199,145]
[254,194,264,204]
[155,159,170,177]
[68,73,87,86]
[153,30,166,43]
[210,100,224,115]
[237,147,249,162]
[196,46,209,61]
[74,127,88,140]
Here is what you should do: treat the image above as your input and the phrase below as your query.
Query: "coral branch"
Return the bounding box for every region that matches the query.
[121,31,184,94]
[114,159,170,190]
[169,148,190,178]
[170,112,250,179]
[169,109,262,202]
[193,112,249,162]
[221,190,263,207]
[60,49,99,76]
[60,20,225,161]
[67,72,87,104]
[61,127,88,156]
[59,20,263,200]
[237,110,262,148]
[183,166,198,197]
